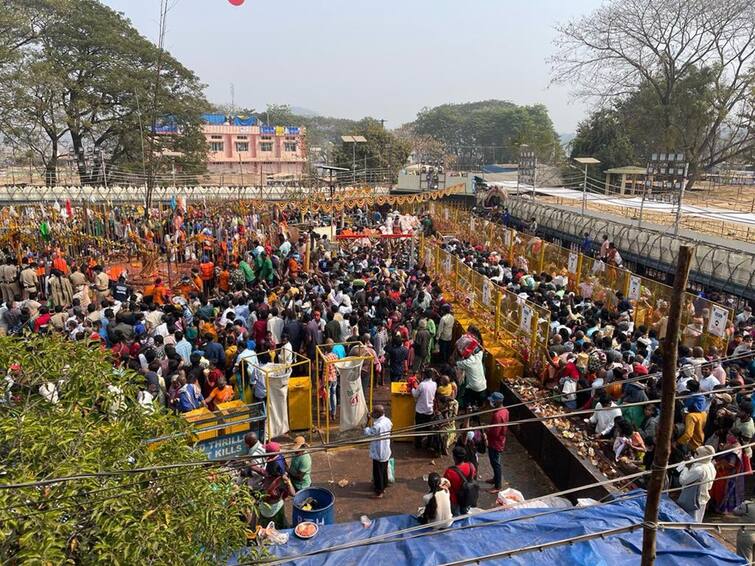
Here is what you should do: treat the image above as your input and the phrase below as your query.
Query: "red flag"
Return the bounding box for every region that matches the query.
[65,199,72,219]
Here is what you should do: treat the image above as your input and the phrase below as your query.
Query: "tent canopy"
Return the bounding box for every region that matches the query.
[230,491,745,565]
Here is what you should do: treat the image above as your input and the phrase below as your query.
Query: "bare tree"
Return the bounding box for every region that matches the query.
[551,0,755,184]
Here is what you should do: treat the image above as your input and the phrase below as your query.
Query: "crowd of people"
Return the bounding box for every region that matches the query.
[1,200,754,558]
[432,205,755,547]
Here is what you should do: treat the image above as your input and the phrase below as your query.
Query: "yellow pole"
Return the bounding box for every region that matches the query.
[538,241,546,272]
[576,253,583,289]
[369,361,374,413]
[325,358,330,444]
[315,350,320,435]
[307,359,313,444]
[265,368,271,441]
[530,311,539,361]
[494,288,501,341]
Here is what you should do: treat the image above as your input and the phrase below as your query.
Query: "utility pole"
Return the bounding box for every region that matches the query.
[640,245,693,566]
[145,0,169,214]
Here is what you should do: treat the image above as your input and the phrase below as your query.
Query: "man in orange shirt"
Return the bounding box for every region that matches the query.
[52,252,69,275]
[191,268,204,299]
[152,278,168,306]
[217,264,230,293]
[206,376,235,410]
[199,256,215,295]
[287,255,300,280]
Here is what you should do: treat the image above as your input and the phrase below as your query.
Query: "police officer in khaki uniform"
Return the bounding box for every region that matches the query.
[19,260,39,300]
[0,259,20,305]
[93,265,110,303]
[68,265,87,294]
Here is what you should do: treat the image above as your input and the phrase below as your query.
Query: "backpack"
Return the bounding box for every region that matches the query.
[451,465,479,510]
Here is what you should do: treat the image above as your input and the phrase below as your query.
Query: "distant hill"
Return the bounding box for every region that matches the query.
[290,106,319,118]
[559,132,576,145]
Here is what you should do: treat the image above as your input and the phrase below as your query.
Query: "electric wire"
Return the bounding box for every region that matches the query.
[253,442,755,565]
[1,375,751,492]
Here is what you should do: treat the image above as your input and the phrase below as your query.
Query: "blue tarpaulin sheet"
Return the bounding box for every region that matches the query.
[202,113,227,125]
[230,492,745,565]
[233,116,257,126]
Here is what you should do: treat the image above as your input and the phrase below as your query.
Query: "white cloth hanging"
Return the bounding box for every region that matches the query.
[336,358,367,431]
[263,362,291,439]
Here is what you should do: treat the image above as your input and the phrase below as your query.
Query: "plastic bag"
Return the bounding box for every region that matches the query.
[496,488,525,508]
[387,457,395,484]
[258,521,289,545]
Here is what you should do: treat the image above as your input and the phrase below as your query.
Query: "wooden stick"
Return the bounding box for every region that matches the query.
[641,245,693,566]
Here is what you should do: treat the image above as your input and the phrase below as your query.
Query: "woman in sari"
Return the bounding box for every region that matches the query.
[708,430,746,514]
[434,373,458,455]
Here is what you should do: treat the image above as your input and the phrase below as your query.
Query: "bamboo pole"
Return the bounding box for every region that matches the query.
[641,245,693,566]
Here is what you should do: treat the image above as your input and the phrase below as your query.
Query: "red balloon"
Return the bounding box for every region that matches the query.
[228,0,245,5]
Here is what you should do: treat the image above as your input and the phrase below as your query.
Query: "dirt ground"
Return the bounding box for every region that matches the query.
[282,383,556,524]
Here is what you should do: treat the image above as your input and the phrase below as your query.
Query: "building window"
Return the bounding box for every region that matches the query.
[235,142,249,152]
[261,135,272,141]
[284,142,297,152]
[210,135,223,140]
[260,142,273,152]
[210,142,224,152]
[285,136,297,141]
[236,135,248,140]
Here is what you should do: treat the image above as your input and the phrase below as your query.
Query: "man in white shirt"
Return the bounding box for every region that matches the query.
[364,405,392,498]
[412,371,437,449]
[437,305,455,363]
[586,393,623,437]
[268,307,284,344]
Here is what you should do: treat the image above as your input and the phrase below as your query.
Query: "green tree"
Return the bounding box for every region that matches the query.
[552,0,755,186]
[0,336,260,564]
[0,54,68,185]
[410,100,562,167]
[332,118,411,183]
[0,0,208,186]
[570,109,636,172]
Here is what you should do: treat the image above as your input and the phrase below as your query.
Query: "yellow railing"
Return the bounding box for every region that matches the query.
[419,201,732,352]
[421,236,550,367]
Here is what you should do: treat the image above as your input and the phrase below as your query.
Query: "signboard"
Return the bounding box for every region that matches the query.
[520,304,534,334]
[707,305,729,338]
[196,431,249,460]
[425,246,433,268]
[567,252,578,275]
[518,147,537,188]
[628,275,642,301]
[482,278,492,307]
[470,216,476,233]
[503,229,511,247]
[444,208,449,221]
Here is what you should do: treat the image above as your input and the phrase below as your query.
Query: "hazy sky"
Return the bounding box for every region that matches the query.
[102,0,604,133]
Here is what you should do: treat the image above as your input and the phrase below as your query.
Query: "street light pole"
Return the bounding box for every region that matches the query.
[574,157,600,219]
[581,163,588,216]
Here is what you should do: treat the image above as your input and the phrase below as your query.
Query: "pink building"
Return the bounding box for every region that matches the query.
[202,119,307,179]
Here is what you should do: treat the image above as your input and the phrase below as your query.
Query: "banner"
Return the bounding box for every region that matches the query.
[628,275,642,301]
[444,208,449,221]
[482,278,492,307]
[442,255,452,275]
[567,252,578,274]
[425,246,433,268]
[707,305,729,338]
[503,229,511,247]
[520,304,534,335]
